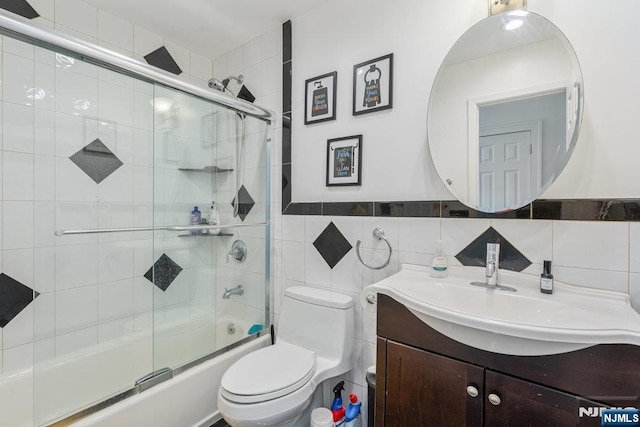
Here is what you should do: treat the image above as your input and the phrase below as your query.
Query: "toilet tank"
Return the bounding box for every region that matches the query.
[277,286,354,362]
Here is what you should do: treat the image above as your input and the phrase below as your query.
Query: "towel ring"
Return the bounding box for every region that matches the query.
[356,227,392,270]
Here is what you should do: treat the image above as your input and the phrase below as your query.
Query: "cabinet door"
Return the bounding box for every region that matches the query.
[484,370,604,427]
[385,341,484,427]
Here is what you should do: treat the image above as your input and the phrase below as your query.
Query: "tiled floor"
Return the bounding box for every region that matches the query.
[210,419,230,427]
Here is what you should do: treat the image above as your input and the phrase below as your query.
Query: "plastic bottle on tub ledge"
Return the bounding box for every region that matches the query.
[190,206,201,235]
[207,201,220,235]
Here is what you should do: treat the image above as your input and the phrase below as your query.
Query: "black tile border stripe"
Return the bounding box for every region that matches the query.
[280,21,640,222]
[283,198,640,221]
[376,201,440,218]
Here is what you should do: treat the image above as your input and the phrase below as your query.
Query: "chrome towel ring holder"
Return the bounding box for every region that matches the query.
[356,227,393,270]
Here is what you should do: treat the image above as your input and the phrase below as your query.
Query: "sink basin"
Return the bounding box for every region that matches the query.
[366,264,640,356]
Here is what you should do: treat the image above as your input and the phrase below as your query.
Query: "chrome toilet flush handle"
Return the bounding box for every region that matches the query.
[356,227,393,270]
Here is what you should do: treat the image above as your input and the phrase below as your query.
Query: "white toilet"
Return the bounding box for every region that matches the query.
[217,286,354,426]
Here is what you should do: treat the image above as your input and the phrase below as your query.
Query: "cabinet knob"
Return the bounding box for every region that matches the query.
[466,385,479,398]
[488,393,502,406]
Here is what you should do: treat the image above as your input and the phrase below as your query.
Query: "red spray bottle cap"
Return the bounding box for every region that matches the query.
[349,393,359,404]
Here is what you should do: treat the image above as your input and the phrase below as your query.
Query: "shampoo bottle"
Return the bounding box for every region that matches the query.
[430,240,448,278]
[540,260,554,294]
[190,206,201,235]
[208,202,220,235]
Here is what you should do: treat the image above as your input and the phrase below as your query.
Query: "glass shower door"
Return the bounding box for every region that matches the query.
[32,44,155,425]
[24,36,271,425]
[151,84,271,371]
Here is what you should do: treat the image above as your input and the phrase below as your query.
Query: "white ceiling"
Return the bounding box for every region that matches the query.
[81,0,321,59]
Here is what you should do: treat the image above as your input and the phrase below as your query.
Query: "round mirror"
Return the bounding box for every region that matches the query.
[428,11,583,213]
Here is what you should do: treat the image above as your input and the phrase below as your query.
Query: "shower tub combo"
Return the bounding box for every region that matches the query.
[0,9,272,427]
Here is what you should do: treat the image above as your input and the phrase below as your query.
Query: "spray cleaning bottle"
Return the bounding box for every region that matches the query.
[344,393,362,427]
[331,381,346,426]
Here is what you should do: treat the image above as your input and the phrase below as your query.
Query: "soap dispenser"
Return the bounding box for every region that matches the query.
[430,240,448,278]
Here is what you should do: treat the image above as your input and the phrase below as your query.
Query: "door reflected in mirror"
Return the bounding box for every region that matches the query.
[428,11,583,213]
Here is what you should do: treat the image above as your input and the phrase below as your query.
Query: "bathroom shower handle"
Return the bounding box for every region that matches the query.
[227,240,247,263]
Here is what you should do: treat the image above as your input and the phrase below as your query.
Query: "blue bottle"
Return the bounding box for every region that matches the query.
[190,206,201,235]
[331,381,346,426]
[344,393,362,427]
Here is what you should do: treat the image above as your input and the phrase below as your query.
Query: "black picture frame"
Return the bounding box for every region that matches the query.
[326,135,362,186]
[304,71,337,124]
[352,53,393,116]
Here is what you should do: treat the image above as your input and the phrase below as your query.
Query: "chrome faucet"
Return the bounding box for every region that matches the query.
[470,243,517,292]
[485,243,500,287]
[223,285,244,299]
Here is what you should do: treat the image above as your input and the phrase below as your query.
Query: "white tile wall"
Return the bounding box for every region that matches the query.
[554,221,629,271]
[55,0,98,38]
[97,10,134,53]
[3,52,34,105]
[629,223,640,273]
[3,102,34,153]
[270,211,640,420]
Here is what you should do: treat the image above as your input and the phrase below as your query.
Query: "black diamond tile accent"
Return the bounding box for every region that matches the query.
[456,227,531,272]
[0,0,39,19]
[231,185,255,222]
[69,138,123,184]
[144,254,183,292]
[237,85,255,103]
[144,46,182,75]
[313,222,353,269]
[0,273,36,328]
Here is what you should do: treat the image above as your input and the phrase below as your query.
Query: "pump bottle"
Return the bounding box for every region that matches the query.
[430,240,448,278]
[540,260,554,294]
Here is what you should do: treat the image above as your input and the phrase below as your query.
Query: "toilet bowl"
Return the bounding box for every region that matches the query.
[217,286,354,426]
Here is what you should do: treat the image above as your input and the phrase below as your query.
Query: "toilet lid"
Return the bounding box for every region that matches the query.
[220,342,316,404]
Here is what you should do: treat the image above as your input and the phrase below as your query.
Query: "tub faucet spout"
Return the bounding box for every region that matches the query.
[223,285,244,299]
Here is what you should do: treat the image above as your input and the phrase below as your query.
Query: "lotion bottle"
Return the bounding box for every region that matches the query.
[540,260,554,294]
[430,240,448,278]
[208,201,220,235]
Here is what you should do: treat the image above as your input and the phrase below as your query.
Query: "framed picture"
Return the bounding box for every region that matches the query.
[304,71,337,124]
[352,53,393,116]
[326,135,362,186]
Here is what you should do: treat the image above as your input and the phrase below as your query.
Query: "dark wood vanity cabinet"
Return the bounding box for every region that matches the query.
[384,341,483,426]
[375,295,640,427]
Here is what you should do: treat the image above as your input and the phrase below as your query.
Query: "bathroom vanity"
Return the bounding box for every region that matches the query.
[375,294,640,426]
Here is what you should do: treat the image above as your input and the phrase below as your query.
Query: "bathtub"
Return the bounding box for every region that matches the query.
[0,311,269,427]
[70,334,269,427]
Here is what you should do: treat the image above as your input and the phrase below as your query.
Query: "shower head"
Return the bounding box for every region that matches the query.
[208,78,225,91]
[208,74,254,103]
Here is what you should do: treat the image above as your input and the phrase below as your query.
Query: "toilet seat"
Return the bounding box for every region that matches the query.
[220,342,316,404]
